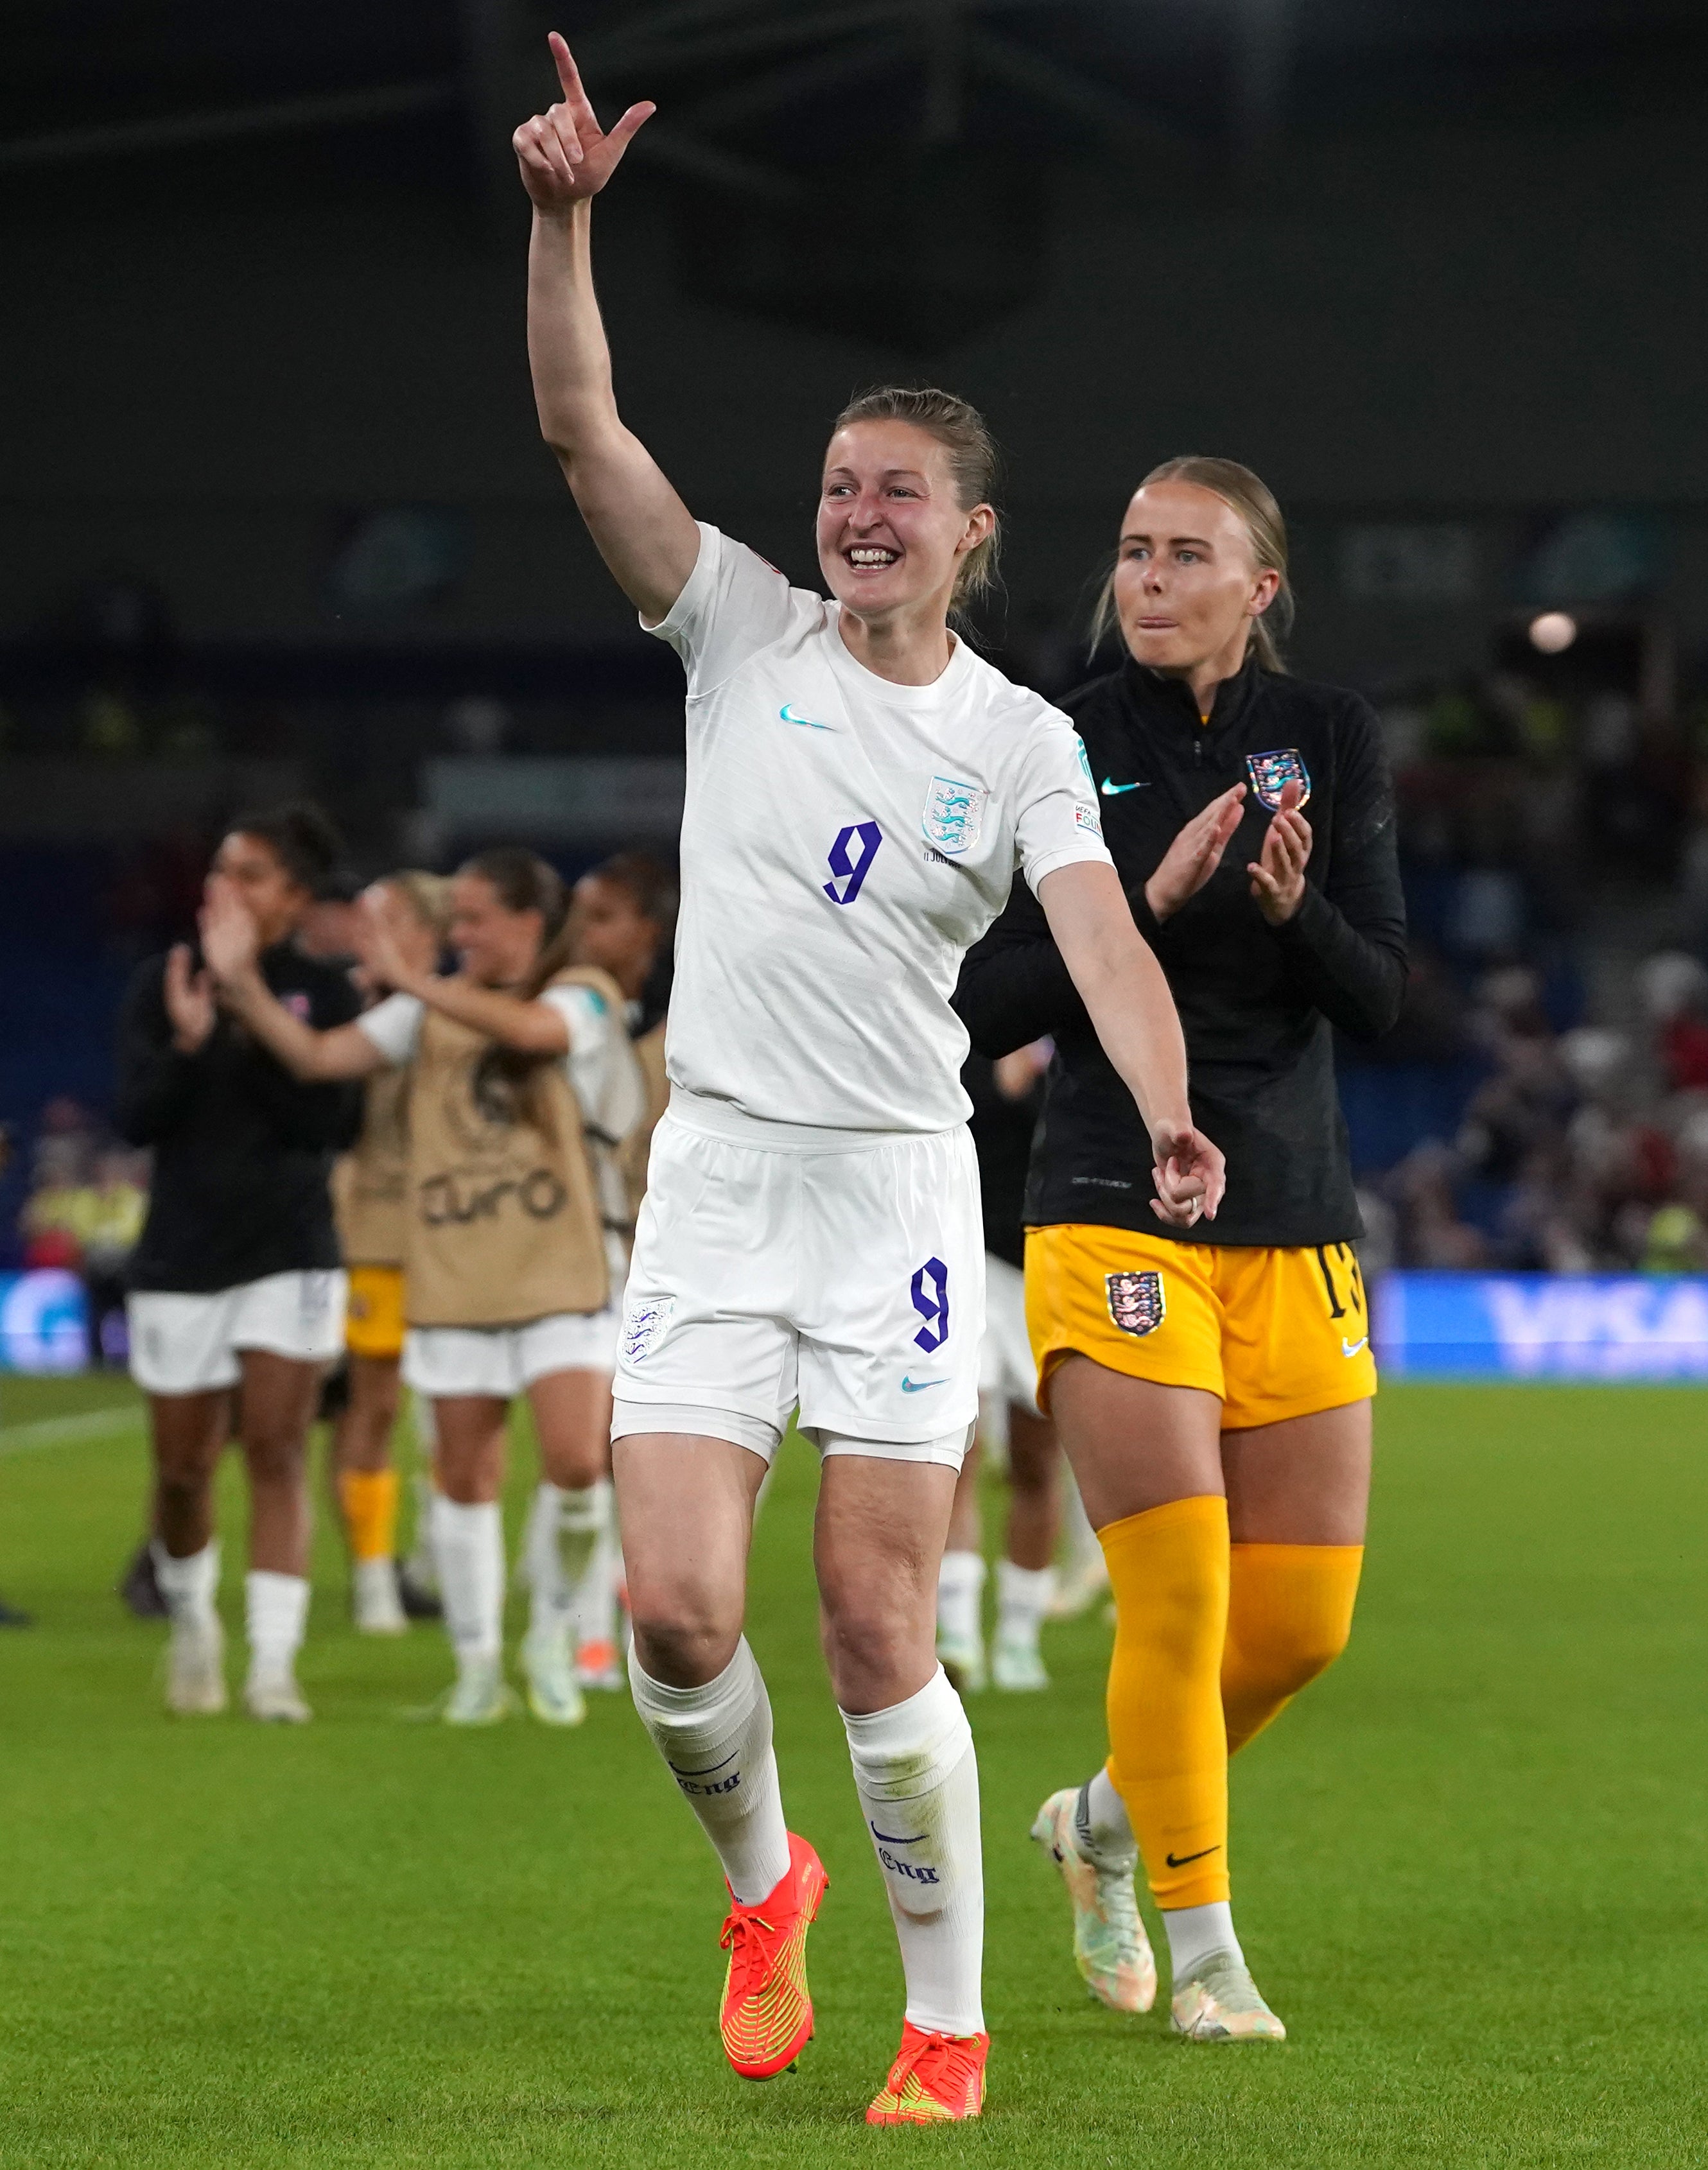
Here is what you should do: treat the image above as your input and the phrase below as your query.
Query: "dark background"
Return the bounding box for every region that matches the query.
[7,1,1708,1278]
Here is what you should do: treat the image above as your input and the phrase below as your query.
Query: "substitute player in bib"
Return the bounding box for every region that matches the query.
[204,849,645,1728]
[512,37,1224,2123]
[558,850,677,1683]
[329,871,450,1635]
[957,458,1406,2040]
[116,804,363,1721]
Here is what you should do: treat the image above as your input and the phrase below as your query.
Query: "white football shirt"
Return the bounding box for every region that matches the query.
[646,522,1112,1135]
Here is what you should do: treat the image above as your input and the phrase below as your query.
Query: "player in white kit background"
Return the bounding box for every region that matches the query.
[513,33,1226,2126]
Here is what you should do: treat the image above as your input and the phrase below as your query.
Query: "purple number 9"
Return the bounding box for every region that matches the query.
[911,1257,950,1353]
[824,820,883,906]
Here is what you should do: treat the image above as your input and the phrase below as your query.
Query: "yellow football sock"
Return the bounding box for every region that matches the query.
[1221,1542,1364,1755]
[1100,1493,1231,1910]
[338,1468,399,1565]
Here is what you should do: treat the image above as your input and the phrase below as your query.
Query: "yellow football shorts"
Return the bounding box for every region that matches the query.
[344,1264,406,1362]
[1025,1224,1377,1432]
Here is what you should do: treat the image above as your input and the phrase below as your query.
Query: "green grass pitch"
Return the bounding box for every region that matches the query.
[1,1375,1704,2167]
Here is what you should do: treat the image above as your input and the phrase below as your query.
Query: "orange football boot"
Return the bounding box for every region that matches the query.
[865,2022,989,2124]
[717,1832,828,2080]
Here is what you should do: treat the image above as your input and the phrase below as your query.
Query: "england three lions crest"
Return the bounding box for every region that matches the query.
[1246,747,1312,812]
[922,774,988,858]
[1106,1269,1165,1337]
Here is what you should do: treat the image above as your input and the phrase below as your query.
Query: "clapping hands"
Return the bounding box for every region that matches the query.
[1246,779,1311,924]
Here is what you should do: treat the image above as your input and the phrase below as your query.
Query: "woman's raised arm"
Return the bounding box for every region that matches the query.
[516,33,701,623]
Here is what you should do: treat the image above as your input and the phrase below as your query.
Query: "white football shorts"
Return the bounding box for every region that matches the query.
[979,1253,1041,1416]
[403,1306,620,1400]
[611,1100,984,1467]
[127,1269,347,1396]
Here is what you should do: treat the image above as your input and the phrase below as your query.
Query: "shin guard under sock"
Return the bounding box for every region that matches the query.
[1221,1542,1364,1755]
[628,1639,790,1905]
[1100,1494,1230,1910]
[843,1667,984,2036]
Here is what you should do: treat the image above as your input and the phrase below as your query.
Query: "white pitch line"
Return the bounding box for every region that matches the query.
[0,1407,142,1455]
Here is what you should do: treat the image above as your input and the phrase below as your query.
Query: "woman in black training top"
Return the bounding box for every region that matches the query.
[956,458,1406,2043]
[118,804,362,1723]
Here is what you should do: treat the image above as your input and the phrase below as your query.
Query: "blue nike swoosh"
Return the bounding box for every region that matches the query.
[900,1376,948,1393]
[870,1823,927,1845]
[1101,777,1149,795]
[780,704,833,730]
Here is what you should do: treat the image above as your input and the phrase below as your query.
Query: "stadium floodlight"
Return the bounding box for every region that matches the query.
[1528,611,1578,654]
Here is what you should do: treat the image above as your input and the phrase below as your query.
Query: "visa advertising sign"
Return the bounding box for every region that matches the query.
[0,1271,89,1373]
[1376,1273,1708,1381]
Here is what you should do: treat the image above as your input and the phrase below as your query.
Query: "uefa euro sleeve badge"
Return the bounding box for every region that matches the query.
[1245,748,1311,810]
[1106,1270,1165,1336]
[922,775,988,857]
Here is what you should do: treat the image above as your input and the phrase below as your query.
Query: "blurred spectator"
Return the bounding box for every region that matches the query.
[18,1131,147,1364]
[1375,946,1708,1275]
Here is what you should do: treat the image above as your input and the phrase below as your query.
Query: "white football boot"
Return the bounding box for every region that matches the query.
[244,1668,311,1723]
[165,1614,228,1715]
[991,1631,1050,1692]
[1171,1952,1287,2042]
[521,1624,586,1727]
[352,1557,408,1636]
[1030,1787,1157,2013]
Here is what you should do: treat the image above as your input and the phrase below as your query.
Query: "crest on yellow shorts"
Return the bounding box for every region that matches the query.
[1106,1270,1165,1336]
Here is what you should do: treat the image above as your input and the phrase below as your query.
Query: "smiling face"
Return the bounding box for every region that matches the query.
[815,419,991,626]
[1110,480,1280,681]
[448,872,543,989]
[212,832,311,949]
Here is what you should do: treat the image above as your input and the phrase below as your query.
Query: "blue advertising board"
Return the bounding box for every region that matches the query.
[0,1271,89,1373]
[1375,1272,1708,1381]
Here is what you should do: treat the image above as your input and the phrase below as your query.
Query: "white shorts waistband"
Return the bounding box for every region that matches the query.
[665,1086,956,1157]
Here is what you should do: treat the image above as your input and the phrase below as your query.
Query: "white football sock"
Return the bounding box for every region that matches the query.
[842,1666,984,2036]
[936,1550,986,1647]
[523,1481,609,1641]
[245,1570,308,1681]
[573,1480,620,1655]
[431,1495,504,1668]
[1074,1764,1138,1867]
[1163,1900,1244,1981]
[995,1558,1052,1649]
[152,1538,219,1626]
[629,1638,790,1905]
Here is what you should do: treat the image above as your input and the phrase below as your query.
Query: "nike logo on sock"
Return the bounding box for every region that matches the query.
[869,1823,927,1845]
[1165,1844,1221,1868]
[667,1749,738,1778]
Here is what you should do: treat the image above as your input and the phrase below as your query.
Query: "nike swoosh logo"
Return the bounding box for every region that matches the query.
[870,1823,927,1845]
[780,703,833,730]
[667,1749,738,1778]
[1165,1844,1221,1868]
[900,1376,948,1393]
[1101,777,1149,795]
[1341,1336,1368,1358]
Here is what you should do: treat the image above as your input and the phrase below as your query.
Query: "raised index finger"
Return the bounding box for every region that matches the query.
[548,31,594,118]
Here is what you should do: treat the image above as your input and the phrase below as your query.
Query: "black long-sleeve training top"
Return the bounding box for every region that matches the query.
[964,1054,1043,1271]
[116,942,363,1293]
[954,653,1407,1249]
